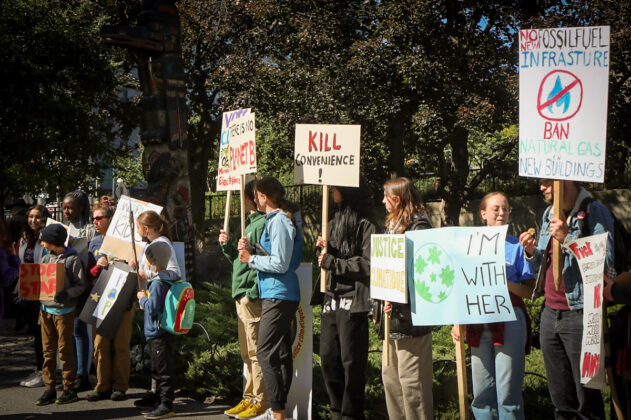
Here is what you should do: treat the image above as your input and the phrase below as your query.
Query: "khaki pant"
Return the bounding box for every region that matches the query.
[236,295,267,407]
[41,310,76,391]
[382,334,434,420]
[93,305,135,392]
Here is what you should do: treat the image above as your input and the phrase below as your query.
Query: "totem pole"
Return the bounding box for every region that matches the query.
[101,0,194,280]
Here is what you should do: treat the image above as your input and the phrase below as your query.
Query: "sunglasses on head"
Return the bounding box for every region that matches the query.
[92,216,110,221]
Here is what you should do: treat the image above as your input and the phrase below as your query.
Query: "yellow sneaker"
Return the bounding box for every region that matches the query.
[224,399,251,418]
[236,402,266,419]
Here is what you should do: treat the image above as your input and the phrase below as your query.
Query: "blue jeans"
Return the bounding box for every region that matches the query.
[471,307,526,420]
[540,306,605,420]
[73,317,92,376]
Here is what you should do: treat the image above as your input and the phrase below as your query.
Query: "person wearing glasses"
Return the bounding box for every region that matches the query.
[86,202,135,402]
[451,192,535,419]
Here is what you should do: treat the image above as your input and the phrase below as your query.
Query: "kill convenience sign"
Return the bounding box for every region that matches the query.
[518,26,610,183]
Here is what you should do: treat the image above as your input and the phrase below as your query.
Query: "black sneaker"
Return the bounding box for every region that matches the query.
[111,390,127,401]
[144,403,174,419]
[74,375,91,392]
[87,389,112,401]
[35,389,56,406]
[134,391,159,410]
[55,389,78,404]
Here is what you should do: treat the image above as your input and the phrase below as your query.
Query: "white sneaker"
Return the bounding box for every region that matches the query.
[24,372,44,387]
[249,408,274,420]
[19,370,38,387]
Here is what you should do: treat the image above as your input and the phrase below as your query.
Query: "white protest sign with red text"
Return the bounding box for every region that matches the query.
[18,263,65,301]
[216,109,256,191]
[519,26,610,182]
[564,232,608,389]
[294,124,360,187]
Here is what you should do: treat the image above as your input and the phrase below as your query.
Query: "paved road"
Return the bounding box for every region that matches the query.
[0,319,230,419]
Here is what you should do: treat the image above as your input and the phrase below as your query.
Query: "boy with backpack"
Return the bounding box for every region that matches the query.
[36,223,87,406]
[136,241,179,420]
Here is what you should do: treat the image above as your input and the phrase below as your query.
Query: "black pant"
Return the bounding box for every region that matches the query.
[320,296,368,420]
[257,298,299,411]
[540,306,605,419]
[26,302,43,369]
[148,336,174,407]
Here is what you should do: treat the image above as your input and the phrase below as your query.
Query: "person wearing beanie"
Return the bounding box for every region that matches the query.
[35,223,87,406]
[136,241,179,419]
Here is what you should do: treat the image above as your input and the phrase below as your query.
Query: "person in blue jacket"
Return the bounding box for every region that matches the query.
[136,241,177,420]
[238,176,302,420]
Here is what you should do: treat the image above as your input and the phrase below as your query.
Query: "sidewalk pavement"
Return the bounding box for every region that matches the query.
[0,318,230,419]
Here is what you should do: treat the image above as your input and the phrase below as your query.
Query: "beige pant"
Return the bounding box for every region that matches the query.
[382,334,434,420]
[236,295,267,407]
[41,310,76,391]
[93,305,135,392]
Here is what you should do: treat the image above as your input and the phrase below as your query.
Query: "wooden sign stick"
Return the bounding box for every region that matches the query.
[320,184,329,293]
[128,209,142,291]
[384,301,390,367]
[240,175,246,238]
[553,180,564,290]
[223,190,232,235]
[455,324,470,420]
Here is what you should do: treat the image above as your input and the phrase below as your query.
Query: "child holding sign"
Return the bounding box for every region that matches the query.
[451,192,535,420]
[36,223,87,406]
[314,185,376,420]
[379,177,433,420]
[238,177,302,420]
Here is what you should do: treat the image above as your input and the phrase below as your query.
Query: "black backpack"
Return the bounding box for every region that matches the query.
[576,197,631,276]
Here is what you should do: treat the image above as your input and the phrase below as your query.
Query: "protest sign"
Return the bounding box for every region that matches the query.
[293,124,361,187]
[564,232,608,389]
[286,263,313,420]
[406,225,515,326]
[370,234,407,304]
[18,263,64,301]
[79,262,137,340]
[294,124,361,293]
[519,26,610,182]
[99,195,163,262]
[216,108,256,191]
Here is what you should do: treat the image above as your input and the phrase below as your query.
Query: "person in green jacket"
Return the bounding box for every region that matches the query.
[219,179,268,419]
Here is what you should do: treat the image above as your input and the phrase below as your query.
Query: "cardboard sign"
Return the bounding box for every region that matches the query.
[370,234,407,304]
[406,225,515,326]
[18,263,65,301]
[564,232,608,389]
[519,26,610,182]
[216,109,256,191]
[79,262,137,340]
[99,195,163,262]
[293,124,361,187]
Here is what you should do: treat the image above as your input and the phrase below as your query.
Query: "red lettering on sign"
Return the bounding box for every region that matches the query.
[40,278,57,295]
[582,352,600,379]
[594,284,602,309]
[332,133,341,150]
[46,264,56,276]
[543,122,569,140]
[20,265,28,278]
[308,130,317,152]
[249,140,255,165]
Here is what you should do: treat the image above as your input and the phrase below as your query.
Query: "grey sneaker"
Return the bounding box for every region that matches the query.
[24,372,44,388]
[20,370,39,386]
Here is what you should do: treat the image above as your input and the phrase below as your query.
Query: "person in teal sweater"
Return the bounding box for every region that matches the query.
[219,179,269,419]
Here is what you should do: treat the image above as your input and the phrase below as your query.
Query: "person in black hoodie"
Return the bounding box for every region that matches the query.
[313,184,376,420]
[378,177,433,420]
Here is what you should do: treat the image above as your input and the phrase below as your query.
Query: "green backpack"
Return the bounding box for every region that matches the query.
[159,280,195,335]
